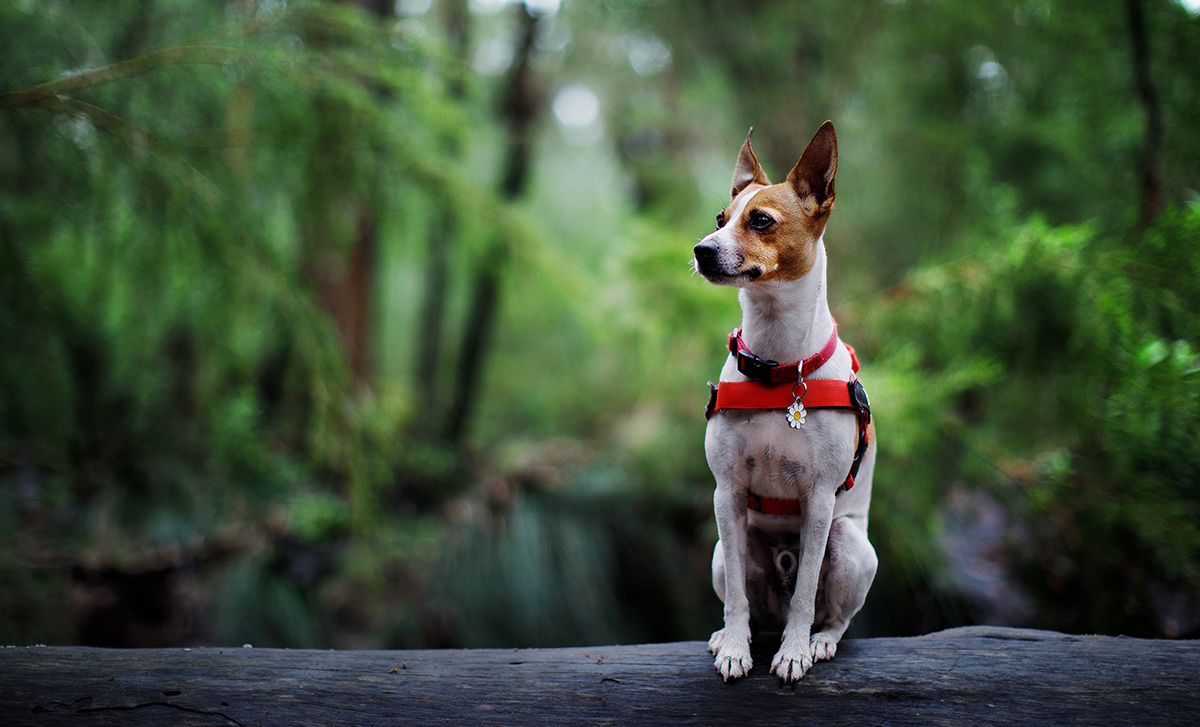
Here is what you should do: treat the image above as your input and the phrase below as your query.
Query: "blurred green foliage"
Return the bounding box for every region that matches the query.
[861,207,1200,635]
[1,0,1198,649]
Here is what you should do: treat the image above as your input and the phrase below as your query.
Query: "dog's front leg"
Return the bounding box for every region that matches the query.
[708,477,753,681]
[770,486,837,683]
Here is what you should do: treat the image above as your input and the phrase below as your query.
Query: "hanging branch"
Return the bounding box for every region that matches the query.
[0,45,253,205]
[0,46,248,109]
[14,94,222,205]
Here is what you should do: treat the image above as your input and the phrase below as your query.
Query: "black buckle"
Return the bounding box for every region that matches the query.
[848,379,871,421]
[847,379,871,481]
[705,382,718,420]
[737,351,780,383]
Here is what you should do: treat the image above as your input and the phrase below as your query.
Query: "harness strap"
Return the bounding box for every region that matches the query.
[704,341,871,498]
[711,378,857,413]
[747,493,804,517]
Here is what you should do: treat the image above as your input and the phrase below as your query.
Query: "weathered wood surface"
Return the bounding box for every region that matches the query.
[1,626,1196,726]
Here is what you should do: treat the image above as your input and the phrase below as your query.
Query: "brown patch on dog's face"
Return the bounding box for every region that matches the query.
[719,185,828,282]
[694,122,838,285]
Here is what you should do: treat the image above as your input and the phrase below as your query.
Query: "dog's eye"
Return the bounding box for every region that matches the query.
[716,212,726,229]
[749,212,775,231]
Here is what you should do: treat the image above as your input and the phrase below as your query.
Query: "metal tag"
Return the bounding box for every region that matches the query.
[786,399,806,428]
[786,380,808,428]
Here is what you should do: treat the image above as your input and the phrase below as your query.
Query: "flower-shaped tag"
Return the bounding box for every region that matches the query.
[786,400,806,428]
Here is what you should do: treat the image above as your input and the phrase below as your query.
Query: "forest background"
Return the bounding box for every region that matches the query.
[2,0,1199,650]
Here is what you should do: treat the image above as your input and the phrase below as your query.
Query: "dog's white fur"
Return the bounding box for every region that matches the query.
[694,123,877,683]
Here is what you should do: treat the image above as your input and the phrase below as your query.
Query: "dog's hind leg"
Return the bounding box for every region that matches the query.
[711,538,726,604]
[810,516,877,661]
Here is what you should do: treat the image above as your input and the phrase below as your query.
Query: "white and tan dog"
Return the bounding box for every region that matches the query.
[694,121,877,683]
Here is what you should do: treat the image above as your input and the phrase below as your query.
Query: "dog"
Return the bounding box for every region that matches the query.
[693,121,877,683]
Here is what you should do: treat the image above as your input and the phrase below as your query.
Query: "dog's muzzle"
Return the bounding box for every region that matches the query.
[693,240,721,277]
[695,241,758,280]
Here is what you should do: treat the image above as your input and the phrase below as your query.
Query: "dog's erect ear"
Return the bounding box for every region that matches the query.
[786,120,838,216]
[731,128,771,199]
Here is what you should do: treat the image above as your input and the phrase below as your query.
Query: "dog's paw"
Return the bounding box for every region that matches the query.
[810,632,838,662]
[709,628,753,681]
[770,640,814,683]
[714,648,753,682]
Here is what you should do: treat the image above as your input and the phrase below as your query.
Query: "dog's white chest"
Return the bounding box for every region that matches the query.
[706,409,850,501]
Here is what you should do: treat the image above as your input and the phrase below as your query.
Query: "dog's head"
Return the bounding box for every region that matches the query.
[693,121,838,285]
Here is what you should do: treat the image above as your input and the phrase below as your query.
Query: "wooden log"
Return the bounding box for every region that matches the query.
[1,626,1196,726]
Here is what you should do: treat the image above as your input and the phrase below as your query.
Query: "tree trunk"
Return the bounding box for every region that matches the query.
[415,0,470,437]
[1126,0,1163,227]
[415,216,451,436]
[445,2,542,444]
[315,213,376,383]
[312,0,400,384]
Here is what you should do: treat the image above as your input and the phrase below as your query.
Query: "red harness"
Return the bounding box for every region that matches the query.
[705,321,872,512]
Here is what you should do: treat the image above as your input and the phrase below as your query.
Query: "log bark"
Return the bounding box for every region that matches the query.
[2,626,1196,726]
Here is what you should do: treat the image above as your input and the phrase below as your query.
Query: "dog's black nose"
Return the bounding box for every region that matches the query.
[694,241,719,266]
